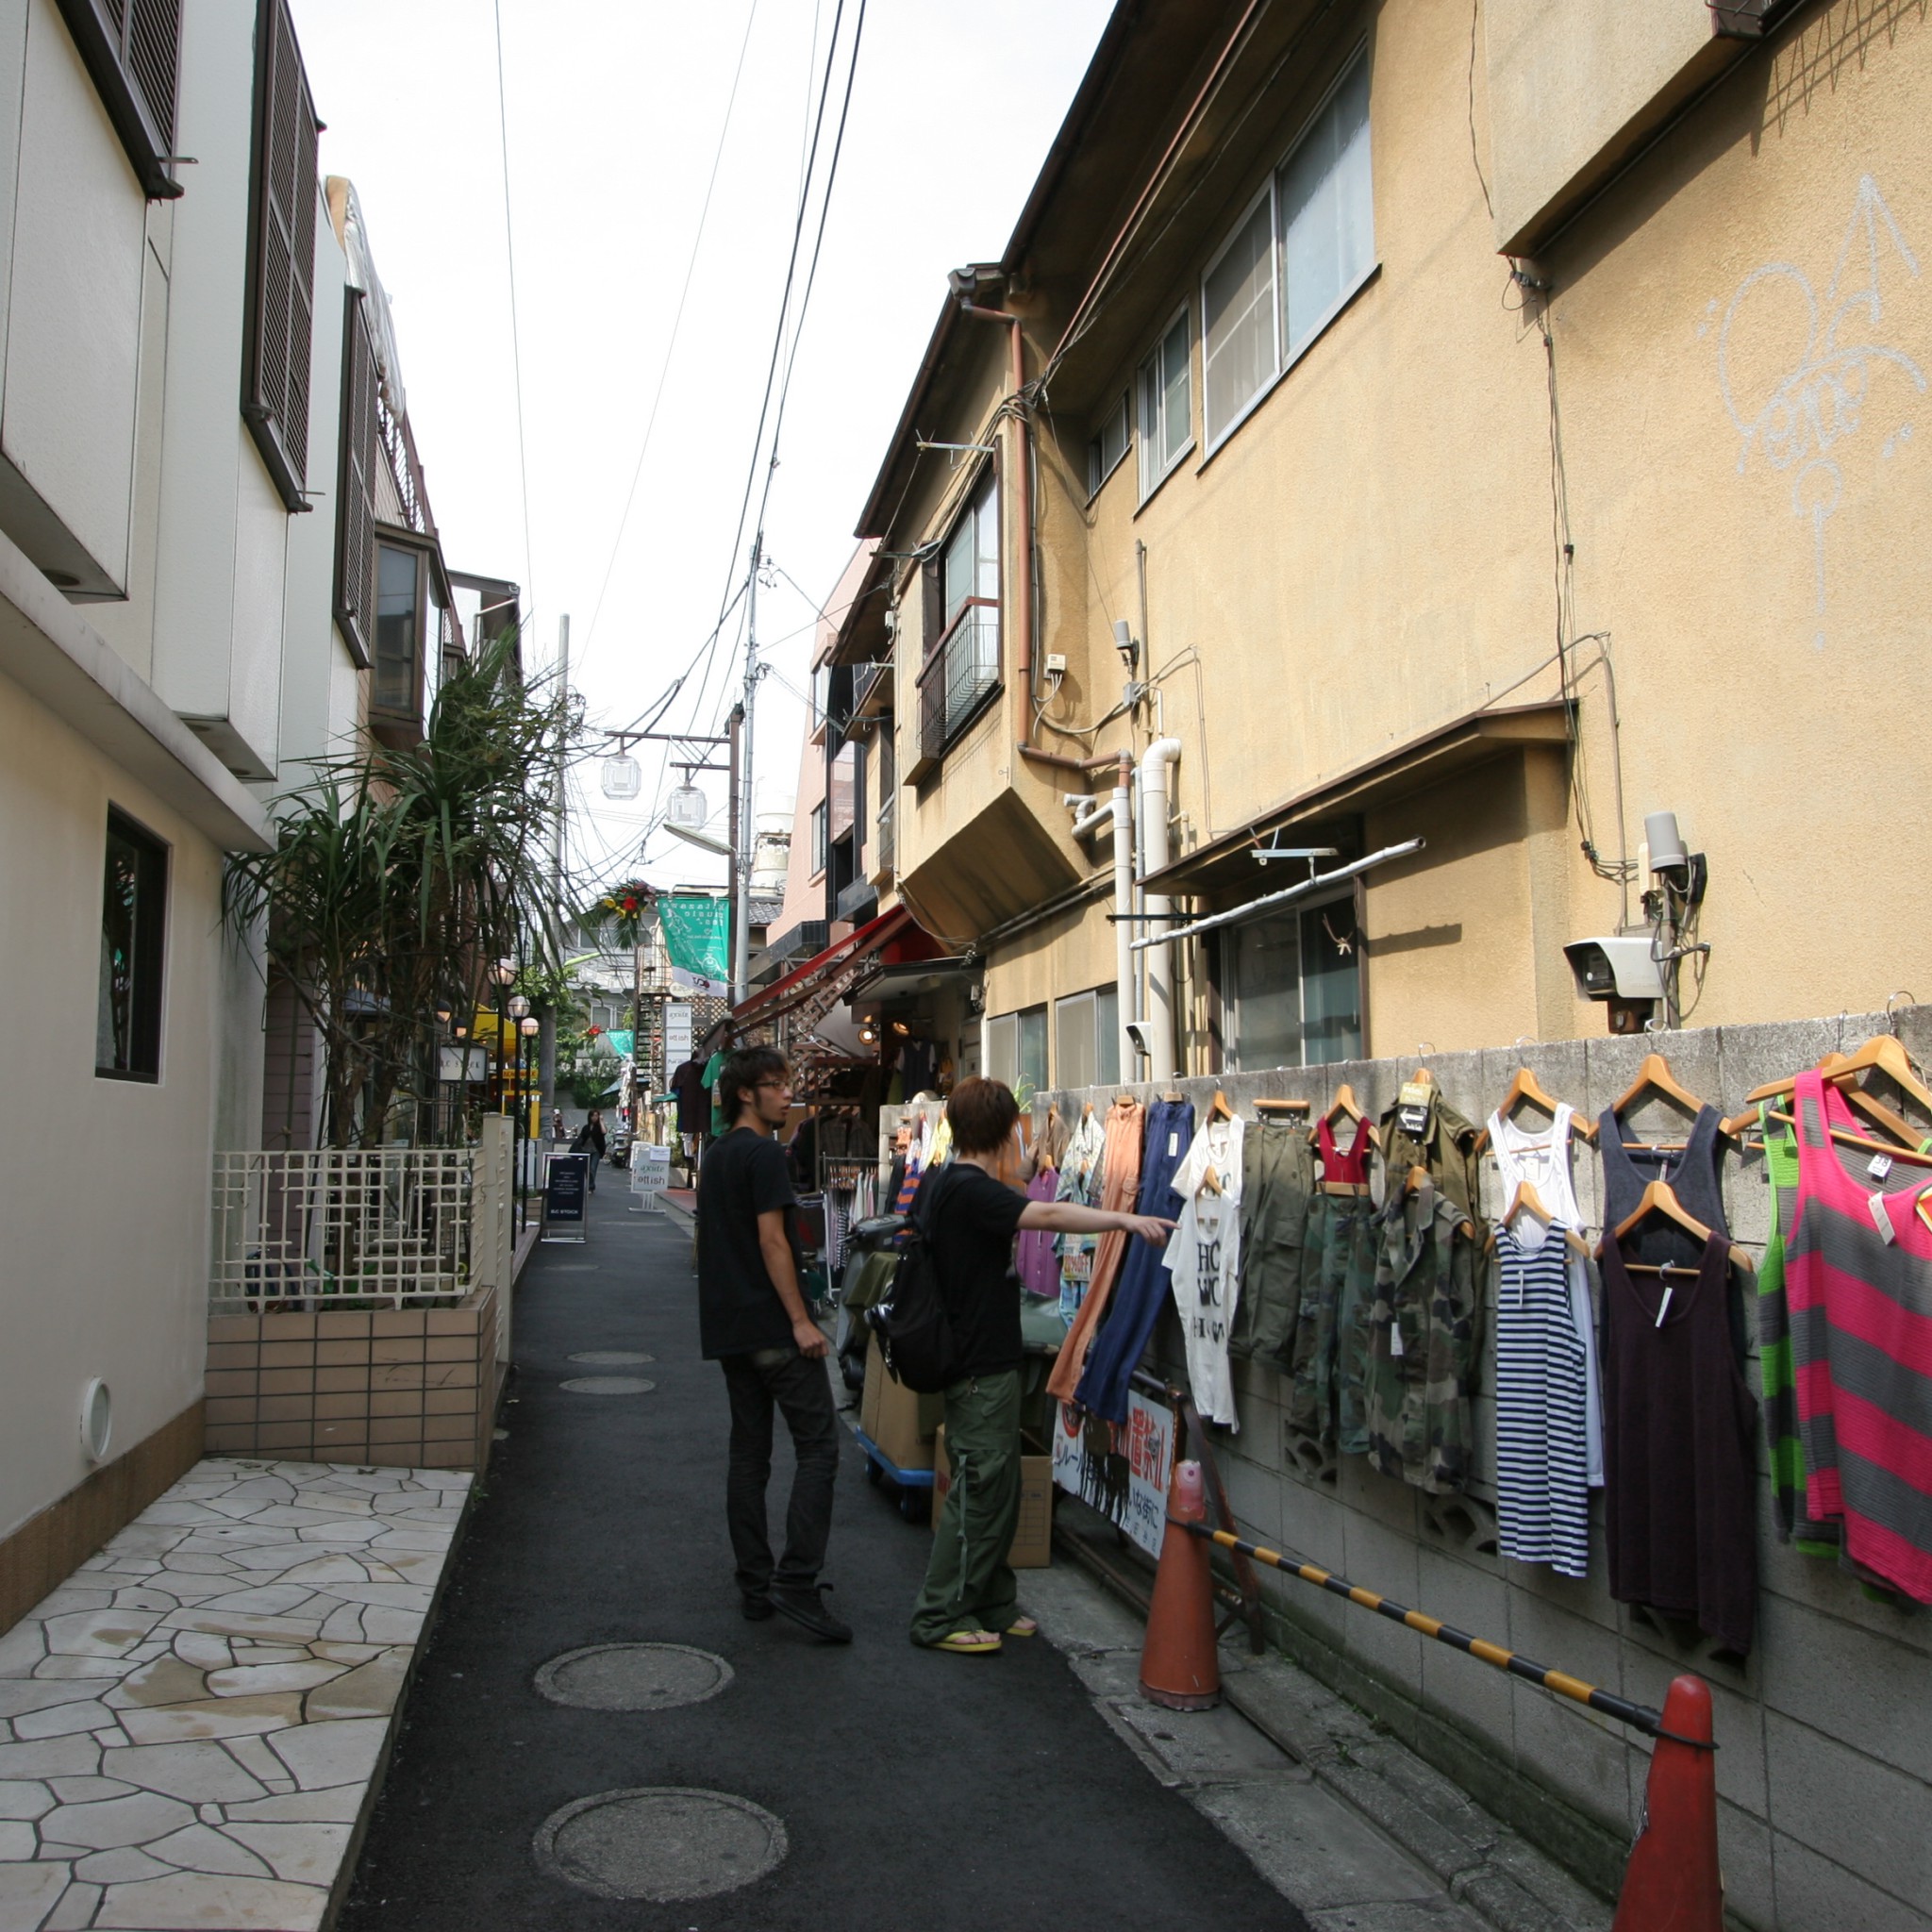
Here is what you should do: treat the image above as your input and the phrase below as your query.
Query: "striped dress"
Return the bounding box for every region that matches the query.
[1489,1108,1602,1577]
[1785,1071,1932,1602]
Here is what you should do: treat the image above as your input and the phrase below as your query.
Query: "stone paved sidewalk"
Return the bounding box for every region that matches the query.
[0,1458,467,1932]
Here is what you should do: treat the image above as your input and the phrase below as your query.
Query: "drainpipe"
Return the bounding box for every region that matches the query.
[1111,751,1135,1084]
[1138,737,1184,1081]
[954,293,1031,748]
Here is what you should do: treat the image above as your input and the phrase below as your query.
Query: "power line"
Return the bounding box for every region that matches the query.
[577,0,763,669]
[491,0,537,625]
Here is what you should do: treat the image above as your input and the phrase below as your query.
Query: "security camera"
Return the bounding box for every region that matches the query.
[1124,1018,1152,1060]
[1563,937,1665,1002]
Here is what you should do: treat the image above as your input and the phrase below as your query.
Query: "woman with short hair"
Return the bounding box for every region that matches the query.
[910,1076,1173,1655]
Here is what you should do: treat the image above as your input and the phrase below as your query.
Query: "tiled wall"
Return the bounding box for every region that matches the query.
[1038,1006,1932,1932]
[204,1286,501,1470]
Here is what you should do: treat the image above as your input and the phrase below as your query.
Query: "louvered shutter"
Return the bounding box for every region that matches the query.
[242,0,319,511]
[333,293,377,665]
[56,0,182,196]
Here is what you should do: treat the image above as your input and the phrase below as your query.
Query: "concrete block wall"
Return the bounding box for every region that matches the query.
[203,1286,501,1472]
[1036,1005,1932,1930]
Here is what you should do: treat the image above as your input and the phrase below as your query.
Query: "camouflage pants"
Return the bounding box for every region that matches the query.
[1288,1189,1378,1450]
[1230,1118,1315,1362]
[1364,1187,1479,1493]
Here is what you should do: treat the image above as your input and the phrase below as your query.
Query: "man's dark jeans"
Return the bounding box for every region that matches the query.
[718,1345,839,1598]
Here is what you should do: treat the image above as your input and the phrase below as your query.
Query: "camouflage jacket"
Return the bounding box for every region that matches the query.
[1364,1176,1483,1493]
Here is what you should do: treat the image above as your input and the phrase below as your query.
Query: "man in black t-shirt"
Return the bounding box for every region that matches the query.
[696,1047,850,1643]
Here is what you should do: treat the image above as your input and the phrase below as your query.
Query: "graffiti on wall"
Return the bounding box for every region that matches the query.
[1707,175,1924,650]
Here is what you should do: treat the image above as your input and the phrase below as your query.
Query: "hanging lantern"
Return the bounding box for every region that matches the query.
[666,783,707,829]
[601,754,641,800]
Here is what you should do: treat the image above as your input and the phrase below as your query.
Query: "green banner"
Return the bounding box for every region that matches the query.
[658,894,731,991]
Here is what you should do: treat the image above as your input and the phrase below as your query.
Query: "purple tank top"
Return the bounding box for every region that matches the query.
[1015,1169,1060,1298]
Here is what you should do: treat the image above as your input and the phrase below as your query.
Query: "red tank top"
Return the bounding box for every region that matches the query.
[1317,1115,1372,1187]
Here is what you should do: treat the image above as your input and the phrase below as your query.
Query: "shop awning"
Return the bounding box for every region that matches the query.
[848,956,974,1005]
[1139,699,1570,896]
[731,905,942,1031]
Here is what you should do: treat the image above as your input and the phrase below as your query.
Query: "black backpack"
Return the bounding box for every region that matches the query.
[865,1165,960,1394]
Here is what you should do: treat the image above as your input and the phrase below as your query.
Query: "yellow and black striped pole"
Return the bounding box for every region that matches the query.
[1171,1518,1670,1740]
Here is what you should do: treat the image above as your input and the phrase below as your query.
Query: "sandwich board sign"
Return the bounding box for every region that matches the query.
[541,1152,589,1241]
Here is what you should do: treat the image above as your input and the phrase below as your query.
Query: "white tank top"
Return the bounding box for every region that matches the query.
[1487,1103,1583,1231]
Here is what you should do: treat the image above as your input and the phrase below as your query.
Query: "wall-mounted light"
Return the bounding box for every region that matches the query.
[1112,618,1140,671]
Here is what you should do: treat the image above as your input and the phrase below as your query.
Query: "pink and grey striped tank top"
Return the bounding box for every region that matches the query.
[1785,1070,1932,1602]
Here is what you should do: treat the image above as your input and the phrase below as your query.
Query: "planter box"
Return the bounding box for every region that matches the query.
[204,1284,501,1469]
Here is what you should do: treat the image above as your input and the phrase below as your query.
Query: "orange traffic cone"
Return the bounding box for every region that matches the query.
[1612,1674,1724,1932]
[1140,1459,1220,1710]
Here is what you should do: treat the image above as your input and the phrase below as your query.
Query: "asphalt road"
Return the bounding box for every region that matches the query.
[339,1184,1308,1932]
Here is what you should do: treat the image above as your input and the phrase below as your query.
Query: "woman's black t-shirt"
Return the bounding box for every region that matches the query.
[924,1162,1028,1378]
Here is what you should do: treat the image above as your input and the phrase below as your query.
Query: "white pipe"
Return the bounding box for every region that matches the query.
[1129,839,1425,949]
[1110,760,1134,1083]
[1137,737,1183,1080]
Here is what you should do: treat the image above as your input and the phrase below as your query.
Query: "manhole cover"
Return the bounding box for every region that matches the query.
[569,1351,655,1365]
[533,1788,786,1901]
[559,1375,657,1394]
[535,1643,732,1712]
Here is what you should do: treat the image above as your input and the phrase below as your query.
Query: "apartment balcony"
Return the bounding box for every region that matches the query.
[851,655,892,723]
[908,600,998,781]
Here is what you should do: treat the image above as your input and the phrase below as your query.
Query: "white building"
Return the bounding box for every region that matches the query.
[0,0,502,1630]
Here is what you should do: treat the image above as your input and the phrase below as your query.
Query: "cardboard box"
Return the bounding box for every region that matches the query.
[931,1424,1054,1569]
[858,1333,936,1473]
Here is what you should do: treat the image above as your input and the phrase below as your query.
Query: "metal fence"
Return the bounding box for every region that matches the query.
[209,1148,475,1307]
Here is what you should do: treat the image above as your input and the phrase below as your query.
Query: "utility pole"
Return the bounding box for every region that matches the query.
[539,615,567,1136]
[726,701,745,1004]
[733,536,760,1004]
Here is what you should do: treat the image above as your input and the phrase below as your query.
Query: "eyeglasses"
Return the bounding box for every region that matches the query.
[755,1079,793,1092]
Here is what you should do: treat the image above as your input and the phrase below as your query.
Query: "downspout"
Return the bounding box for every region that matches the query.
[954,299,1032,755]
[1111,750,1134,1085]
[1138,737,1184,1081]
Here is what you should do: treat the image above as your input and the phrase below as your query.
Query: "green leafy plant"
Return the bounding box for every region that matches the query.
[225,634,572,1147]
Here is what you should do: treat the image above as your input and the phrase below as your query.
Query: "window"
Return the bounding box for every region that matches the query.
[1087,392,1130,496]
[985,1004,1048,1096]
[96,809,168,1082]
[1200,50,1374,454]
[1017,1006,1049,1097]
[912,470,1001,771]
[334,292,377,666]
[1055,985,1120,1092]
[1279,54,1374,365]
[808,802,828,878]
[1228,897,1362,1072]
[1203,189,1278,448]
[370,540,434,744]
[55,0,183,198]
[1137,309,1191,498]
[242,0,320,512]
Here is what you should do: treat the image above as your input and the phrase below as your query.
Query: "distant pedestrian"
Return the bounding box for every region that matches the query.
[574,1109,607,1191]
[697,1047,848,1642]
[909,1077,1173,1656]
[550,1108,566,1143]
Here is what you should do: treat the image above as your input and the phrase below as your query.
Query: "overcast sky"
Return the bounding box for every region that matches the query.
[289,0,1113,903]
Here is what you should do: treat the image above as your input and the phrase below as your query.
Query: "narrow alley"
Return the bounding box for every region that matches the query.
[338,1197,1491,1932]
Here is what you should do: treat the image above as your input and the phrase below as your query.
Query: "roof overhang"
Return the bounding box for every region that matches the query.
[1143,700,1573,896]
[732,906,944,1029]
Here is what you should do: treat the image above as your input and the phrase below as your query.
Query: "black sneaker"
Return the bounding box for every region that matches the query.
[741,1594,774,1622]
[770,1583,853,1643]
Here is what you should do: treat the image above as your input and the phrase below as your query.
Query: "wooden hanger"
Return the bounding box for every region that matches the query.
[1199,1165,1224,1196]
[1488,1179,1591,1259]
[1320,1082,1381,1147]
[1208,1090,1236,1124]
[1253,1096,1310,1115]
[1758,1108,1932,1169]
[1732,1038,1932,1139]
[1613,1052,1706,1123]
[1724,1052,1924,1145]
[1607,1177,1729,1252]
[1474,1067,1598,1152]
[1081,1099,1094,1121]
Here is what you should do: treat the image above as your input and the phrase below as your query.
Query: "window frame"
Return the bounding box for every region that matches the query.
[1054,984,1121,1092]
[369,532,433,747]
[910,463,1003,774]
[1086,391,1131,500]
[1200,176,1281,458]
[95,807,169,1085]
[1195,44,1378,473]
[1224,888,1364,1073]
[241,0,320,514]
[808,801,828,881]
[1136,306,1194,505]
[54,0,184,199]
[333,290,377,668]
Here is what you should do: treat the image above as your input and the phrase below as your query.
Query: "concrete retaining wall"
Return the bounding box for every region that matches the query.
[1035,1005,1932,1930]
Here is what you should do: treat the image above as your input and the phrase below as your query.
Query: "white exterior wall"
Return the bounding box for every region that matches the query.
[0,677,231,1537]
[149,0,287,780]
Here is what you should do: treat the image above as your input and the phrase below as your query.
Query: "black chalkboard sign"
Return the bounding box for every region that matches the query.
[543,1153,589,1225]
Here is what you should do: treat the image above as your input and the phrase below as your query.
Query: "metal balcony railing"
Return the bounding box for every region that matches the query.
[209,1148,475,1308]
[914,599,999,772]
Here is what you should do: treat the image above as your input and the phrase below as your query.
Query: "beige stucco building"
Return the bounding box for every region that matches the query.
[819,0,1928,1095]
